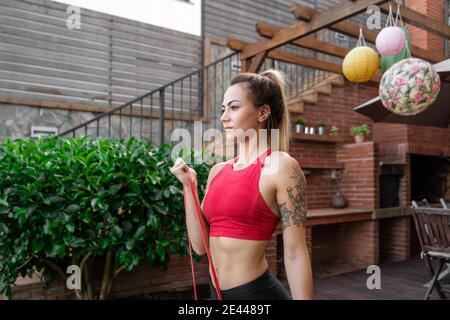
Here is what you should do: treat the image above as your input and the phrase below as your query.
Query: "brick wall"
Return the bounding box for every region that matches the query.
[406,124,450,157]
[373,123,409,164]
[405,0,445,56]
[337,142,380,209]
[290,81,380,209]
[400,154,412,207]
[339,220,379,267]
[311,220,379,268]
[379,216,412,263]
[290,82,379,145]
[373,123,450,207]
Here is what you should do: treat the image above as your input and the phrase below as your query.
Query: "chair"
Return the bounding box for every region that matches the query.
[440,198,449,209]
[411,198,430,209]
[411,207,450,299]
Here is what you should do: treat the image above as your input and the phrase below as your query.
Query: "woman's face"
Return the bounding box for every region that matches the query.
[220,84,265,142]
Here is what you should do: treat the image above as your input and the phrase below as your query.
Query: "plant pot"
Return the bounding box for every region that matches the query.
[331,192,347,209]
[317,127,325,135]
[354,135,365,143]
[295,124,304,133]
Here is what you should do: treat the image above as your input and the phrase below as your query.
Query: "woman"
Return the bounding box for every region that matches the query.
[170,69,313,300]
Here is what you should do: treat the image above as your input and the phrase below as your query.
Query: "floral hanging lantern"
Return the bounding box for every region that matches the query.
[379,58,441,116]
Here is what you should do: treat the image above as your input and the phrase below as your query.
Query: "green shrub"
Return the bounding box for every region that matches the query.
[0,136,210,299]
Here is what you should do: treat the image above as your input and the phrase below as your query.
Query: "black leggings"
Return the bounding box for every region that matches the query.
[209,268,291,300]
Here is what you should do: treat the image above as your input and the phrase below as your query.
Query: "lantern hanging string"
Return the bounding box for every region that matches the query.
[385,3,395,28]
[394,1,404,27]
[357,28,367,47]
[400,39,412,60]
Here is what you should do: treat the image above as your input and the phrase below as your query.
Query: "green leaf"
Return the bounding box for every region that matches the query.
[154,205,168,215]
[65,204,80,213]
[0,199,8,206]
[49,244,64,257]
[156,241,165,261]
[112,225,123,238]
[107,184,123,196]
[13,208,26,219]
[163,189,171,198]
[70,238,85,248]
[32,240,45,253]
[147,214,160,229]
[128,179,142,196]
[126,239,135,250]
[134,226,146,240]
[0,223,9,235]
[47,196,65,203]
[66,223,75,233]
[169,185,179,195]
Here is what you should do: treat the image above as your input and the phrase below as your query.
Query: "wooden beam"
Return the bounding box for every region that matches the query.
[240,0,390,60]
[292,4,444,63]
[245,51,268,73]
[379,4,450,40]
[289,3,315,22]
[228,38,381,83]
[257,23,349,58]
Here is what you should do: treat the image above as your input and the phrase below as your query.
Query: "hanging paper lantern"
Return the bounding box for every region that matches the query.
[379,58,441,116]
[381,27,410,74]
[342,46,380,83]
[376,26,406,56]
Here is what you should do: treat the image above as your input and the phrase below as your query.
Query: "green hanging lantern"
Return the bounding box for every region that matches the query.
[380,27,411,74]
[380,4,411,74]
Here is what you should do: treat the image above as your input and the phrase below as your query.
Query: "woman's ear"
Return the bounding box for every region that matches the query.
[258,104,271,123]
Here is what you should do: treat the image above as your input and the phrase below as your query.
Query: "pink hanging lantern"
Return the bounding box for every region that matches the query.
[376,26,406,56]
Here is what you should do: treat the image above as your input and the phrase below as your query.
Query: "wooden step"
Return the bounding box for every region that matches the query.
[329,75,345,87]
[314,83,332,95]
[300,91,318,104]
[287,97,304,114]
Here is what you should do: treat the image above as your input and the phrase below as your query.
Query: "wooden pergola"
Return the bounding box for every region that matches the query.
[229,0,450,77]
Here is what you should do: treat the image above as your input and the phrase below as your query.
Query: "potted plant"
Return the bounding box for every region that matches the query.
[295,117,305,134]
[329,125,339,137]
[350,124,370,143]
[316,120,326,135]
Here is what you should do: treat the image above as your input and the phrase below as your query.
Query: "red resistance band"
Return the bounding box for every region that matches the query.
[182,170,222,300]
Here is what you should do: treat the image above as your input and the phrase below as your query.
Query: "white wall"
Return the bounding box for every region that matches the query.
[52,0,202,36]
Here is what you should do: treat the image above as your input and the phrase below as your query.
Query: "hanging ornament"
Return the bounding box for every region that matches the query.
[381,3,410,73]
[342,28,380,83]
[379,54,441,116]
[376,3,406,56]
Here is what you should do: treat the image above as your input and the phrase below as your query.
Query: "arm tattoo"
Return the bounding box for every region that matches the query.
[277,166,307,231]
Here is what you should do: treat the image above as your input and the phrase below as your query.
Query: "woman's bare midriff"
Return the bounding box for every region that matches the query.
[209,236,270,291]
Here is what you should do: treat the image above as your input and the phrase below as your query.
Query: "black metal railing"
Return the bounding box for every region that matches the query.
[58,51,338,145]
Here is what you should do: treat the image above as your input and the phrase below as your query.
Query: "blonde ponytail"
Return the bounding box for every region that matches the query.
[259,69,291,152]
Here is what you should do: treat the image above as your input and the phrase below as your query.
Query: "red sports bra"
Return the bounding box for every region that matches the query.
[202,148,280,240]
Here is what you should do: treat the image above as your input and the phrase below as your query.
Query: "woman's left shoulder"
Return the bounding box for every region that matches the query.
[268,151,300,169]
[264,151,303,180]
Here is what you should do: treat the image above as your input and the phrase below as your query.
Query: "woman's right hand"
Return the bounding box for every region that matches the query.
[170,157,198,188]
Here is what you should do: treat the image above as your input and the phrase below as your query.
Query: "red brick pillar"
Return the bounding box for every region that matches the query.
[399,153,411,207]
[337,141,379,209]
[405,0,445,56]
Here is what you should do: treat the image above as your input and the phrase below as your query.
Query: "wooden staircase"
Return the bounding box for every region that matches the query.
[287,74,345,114]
